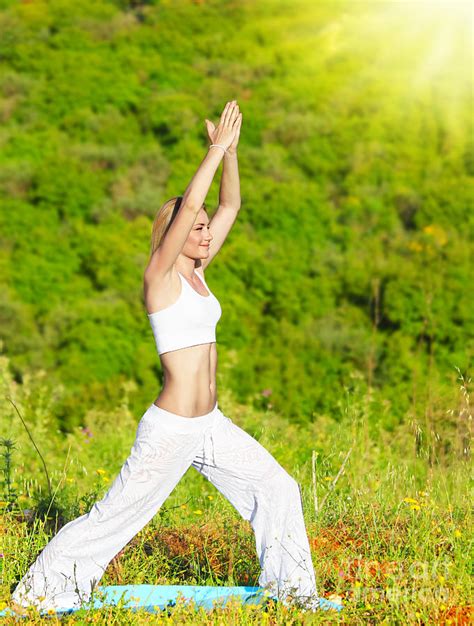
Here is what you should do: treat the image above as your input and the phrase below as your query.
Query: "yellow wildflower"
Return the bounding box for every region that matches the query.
[207,495,214,500]
[438,575,445,584]
[194,509,203,515]
[408,241,423,252]
[96,469,107,476]
[454,529,461,538]
[403,498,419,504]
[410,504,421,511]
[423,224,447,246]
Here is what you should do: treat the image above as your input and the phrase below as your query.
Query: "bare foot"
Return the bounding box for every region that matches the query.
[9,600,29,616]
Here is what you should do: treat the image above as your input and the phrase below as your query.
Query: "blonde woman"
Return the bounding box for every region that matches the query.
[11,101,333,615]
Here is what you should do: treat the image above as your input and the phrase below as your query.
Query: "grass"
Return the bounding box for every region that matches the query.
[0,360,471,624]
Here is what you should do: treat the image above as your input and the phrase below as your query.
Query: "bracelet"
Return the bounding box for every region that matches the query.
[209,144,228,154]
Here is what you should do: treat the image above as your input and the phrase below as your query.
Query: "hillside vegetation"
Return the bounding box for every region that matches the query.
[0,0,472,429]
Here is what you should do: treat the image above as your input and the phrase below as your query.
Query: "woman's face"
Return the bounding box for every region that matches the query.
[185,208,212,259]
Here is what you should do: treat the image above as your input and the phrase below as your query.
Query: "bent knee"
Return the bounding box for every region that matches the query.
[265,468,301,500]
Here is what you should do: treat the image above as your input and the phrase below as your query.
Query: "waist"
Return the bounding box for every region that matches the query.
[151,399,220,422]
[154,384,218,419]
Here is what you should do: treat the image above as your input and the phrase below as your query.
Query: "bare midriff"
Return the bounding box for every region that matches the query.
[154,341,218,417]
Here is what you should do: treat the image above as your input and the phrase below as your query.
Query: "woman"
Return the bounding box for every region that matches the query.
[11,101,323,614]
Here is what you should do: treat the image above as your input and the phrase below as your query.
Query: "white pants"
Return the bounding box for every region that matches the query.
[12,402,319,611]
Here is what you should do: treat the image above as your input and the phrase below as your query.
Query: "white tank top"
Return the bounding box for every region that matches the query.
[148,269,222,355]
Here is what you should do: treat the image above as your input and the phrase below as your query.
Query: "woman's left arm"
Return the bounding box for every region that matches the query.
[201,108,242,268]
[217,105,242,209]
[218,150,241,210]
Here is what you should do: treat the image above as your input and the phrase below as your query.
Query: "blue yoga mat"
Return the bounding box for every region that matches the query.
[1,584,343,617]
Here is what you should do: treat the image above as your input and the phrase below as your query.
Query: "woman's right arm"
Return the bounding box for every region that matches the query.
[149,101,240,278]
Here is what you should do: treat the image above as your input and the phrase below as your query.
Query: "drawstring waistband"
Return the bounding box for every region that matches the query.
[143,402,221,473]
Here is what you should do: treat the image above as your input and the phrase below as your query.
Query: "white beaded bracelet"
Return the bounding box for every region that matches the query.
[209,144,228,154]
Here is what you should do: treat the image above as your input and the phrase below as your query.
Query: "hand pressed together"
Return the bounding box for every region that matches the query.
[205,100,242,154]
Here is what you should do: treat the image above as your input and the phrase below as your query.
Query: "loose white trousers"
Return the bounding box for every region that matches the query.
[12,402,319,611]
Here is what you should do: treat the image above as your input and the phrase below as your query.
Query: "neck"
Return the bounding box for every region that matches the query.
[176,258,202,279]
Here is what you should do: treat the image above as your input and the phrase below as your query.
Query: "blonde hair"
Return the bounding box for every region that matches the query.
[150,197,207,258]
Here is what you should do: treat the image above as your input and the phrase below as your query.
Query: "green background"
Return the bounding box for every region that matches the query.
[0,0,472,430]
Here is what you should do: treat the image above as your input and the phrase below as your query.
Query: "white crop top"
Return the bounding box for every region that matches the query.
[147,269,222,355]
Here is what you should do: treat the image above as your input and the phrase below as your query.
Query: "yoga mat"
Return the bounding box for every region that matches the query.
[1,584,343,617]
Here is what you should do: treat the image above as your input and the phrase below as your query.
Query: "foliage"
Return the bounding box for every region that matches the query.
[0,0,472,429]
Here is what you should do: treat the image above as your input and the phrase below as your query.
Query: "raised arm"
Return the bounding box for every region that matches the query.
[199,103,242,270]
[147,101,240,279]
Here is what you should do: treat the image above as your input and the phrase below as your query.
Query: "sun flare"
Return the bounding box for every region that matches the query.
[313,0,474,135]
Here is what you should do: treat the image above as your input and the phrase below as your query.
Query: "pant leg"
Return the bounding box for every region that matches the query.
[11,405,203,611]
[191,409,319,609]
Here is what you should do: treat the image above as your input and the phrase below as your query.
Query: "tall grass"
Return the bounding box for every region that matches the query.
[0,355,471,624]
